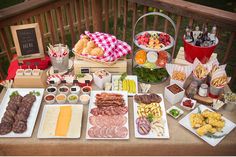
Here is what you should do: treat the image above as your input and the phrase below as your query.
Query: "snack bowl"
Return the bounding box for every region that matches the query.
[80,94,90,105]
[81,86,92,95]
[24,69,32,76]
[16,69,24,76]
[70,86,80,94]
[46,86,57,95]
[63,75,75,85]
[67,94,79,104]
[44,94,55,104]
[32,69,41,76]
[164,83,185,105]
[56,94,67,104]
[166,105,184,119]
[77,73,93,87]
[47,75,62,86]
[59,86,69,95]
[180,97,196,110]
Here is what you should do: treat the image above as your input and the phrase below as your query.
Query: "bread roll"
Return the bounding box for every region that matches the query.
[90,47,104,57]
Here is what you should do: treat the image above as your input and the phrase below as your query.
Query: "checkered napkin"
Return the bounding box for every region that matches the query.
[80,31,131,62]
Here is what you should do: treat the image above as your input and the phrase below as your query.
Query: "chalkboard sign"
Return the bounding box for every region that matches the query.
[81,67,90,74]
[11,23,44,61]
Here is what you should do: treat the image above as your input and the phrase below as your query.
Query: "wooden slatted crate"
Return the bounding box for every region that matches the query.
[74,58,127,75]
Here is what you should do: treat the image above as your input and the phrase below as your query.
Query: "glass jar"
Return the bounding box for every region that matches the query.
[198,83,208,97]
[186,81,198,98]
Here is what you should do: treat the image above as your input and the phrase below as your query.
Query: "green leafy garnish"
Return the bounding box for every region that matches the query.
[10,91,19,98]
[77,73,85,78]
[147,114,154,123]
[29,90,40,96]
[119,72,127,81]
[197,106,202,114]
[205,133,226,139]
[133,67,168,83]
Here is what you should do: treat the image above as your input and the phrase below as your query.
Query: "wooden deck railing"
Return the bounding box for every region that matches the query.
[0,0,235,88]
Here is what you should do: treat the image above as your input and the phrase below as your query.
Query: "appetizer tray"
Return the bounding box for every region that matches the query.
[86,91,129,140]
[37,104,83,138]
[0,88,44,137]
[112,75,138,96]
[133,93,170,138]
[179,105,236,147]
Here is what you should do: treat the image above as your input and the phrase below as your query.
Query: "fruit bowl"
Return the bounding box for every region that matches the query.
[133,31,174,52]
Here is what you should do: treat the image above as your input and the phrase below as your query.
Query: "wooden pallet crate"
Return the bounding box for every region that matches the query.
[74,57,127,75]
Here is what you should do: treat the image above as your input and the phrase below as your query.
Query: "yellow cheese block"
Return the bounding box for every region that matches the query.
[55,106,72,136]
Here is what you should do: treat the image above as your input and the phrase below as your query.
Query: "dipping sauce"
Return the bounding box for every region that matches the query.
[82,86,92,95]
[44,94,55,104]
[59,86,69,95]
[167,84,183,94]
[67,94,78,103]
[56,94,67,103]
[70,86,80,94]
[80,94,90,105]
[46,87,57,94]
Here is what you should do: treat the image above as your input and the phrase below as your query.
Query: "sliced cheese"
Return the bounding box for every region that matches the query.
[67,105,83,138]
[41,106,60,137]
[55,106,72,136]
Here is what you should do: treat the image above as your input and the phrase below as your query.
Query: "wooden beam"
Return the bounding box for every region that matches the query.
[66,2,76,45]
[56,7,66,44]
[122,0,128,41]
[113,0,118,35]
[91,0,103,32]
[84,0,90,31]
[223,32,235,64]
[104,0,109,33]
[0,28,12,61]
[128,0,236,31]
[46,11,56,45]
[75,0,82,35]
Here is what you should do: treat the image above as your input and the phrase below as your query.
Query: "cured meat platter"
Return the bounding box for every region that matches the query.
[133,93,170,138]
[0,88,44,137]
[112,75,138,96]
[37,104,83,138]
[86,91,129,139]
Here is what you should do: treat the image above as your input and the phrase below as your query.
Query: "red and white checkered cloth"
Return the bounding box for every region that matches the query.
[80,31,131,62]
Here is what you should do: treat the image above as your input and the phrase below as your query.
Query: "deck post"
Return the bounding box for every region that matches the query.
[91,0,103,32]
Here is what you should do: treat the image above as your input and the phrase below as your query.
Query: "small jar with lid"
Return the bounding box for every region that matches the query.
[198,83,208,97]
[186,81,198,98]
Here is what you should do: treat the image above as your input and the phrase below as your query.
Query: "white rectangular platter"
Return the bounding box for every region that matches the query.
[112,75,138,96]
[133,94,170,138]
[86,91,129,140]
[37,104,83,138]
[179,104,236,147]
[0,88,44,137]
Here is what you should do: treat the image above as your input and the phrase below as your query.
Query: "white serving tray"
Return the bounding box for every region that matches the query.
[86,91,129,140]
[179,104,236,147]
[0,88,44,137]
[112,75,138,96]
[37,104,83,139]
[133,94,170,139]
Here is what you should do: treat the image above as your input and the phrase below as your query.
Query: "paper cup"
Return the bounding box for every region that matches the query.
[209,85,224,98]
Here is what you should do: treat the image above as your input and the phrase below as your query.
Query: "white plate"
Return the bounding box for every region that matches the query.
[112,75,138,96]
[86,91,129,140]
[133,31,174,52]
[179,105,236,147]
[166,105,184,119]
[37,104,83,138]
[133,94,170,138]
[0,88,44,137]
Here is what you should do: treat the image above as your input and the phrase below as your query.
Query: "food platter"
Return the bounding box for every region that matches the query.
[133,65,169,84]
[179,105,236,146]
[86,91,129,140]
[37,104,83,138]
[133,93,170,138]
[0,88,44,137]
[112,75,138,96]
[133,31,174,52]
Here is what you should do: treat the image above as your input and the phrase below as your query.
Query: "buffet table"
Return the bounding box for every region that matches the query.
[0,60,235,156]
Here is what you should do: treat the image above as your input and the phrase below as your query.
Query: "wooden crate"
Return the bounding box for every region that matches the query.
[13,71,47,88]
[174,47,217,65]
[74,58,127,74]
